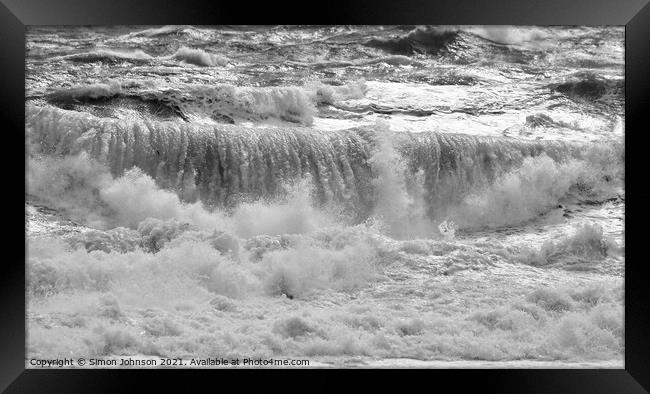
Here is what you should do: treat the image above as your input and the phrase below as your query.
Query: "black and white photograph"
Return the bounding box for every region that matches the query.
[25,25,625,368]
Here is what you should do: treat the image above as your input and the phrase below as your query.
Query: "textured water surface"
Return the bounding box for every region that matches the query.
[26,25,624,367]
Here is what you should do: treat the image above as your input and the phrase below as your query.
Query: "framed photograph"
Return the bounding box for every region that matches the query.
[2,0,648,391]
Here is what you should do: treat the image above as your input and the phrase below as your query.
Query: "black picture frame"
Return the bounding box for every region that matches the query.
[2,0,648,392]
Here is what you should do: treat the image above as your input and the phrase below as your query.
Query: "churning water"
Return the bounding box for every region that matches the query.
[26,25,624,367]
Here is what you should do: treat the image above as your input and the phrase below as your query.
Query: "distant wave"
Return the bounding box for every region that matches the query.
[550,73,623,103]
[372,26,565,50]
[43,80,368,125]
[121,25,209,39]
[60,49,154,64]
[305,55,425,70]
[362,26,539,65]
[172,47,229,67]
[364,27,459,55]
[43,81,188,120]
[45,81,125,102]
[56,47,230,68]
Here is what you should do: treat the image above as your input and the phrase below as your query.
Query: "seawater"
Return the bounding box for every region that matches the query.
[26,25,624,366]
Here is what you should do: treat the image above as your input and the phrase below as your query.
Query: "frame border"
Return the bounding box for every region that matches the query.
[3,0,648,392]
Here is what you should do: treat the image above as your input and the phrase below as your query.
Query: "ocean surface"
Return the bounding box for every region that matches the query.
[26,25,624,367]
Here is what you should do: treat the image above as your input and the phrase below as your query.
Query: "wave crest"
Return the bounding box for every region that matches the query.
[42,80,368,125]
[172,47,229,67]
[550,73,623,103]
[61,49,154,64]
[364,26,459,55]
[441,146,622,230]
[515,223,621,271]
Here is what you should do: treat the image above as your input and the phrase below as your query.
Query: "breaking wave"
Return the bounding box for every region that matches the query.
[57,47,231,68]
[41,80,367,125]
[172,47,229,67]
[515,223,621,270]
[27,154,385,300]
[45,81,125,102]
[442,146,622,230]
[26,141,624,363]
[362,26,540,64]
[60,49,154,64]
[27,105,622,236]
[25,25,625,365]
